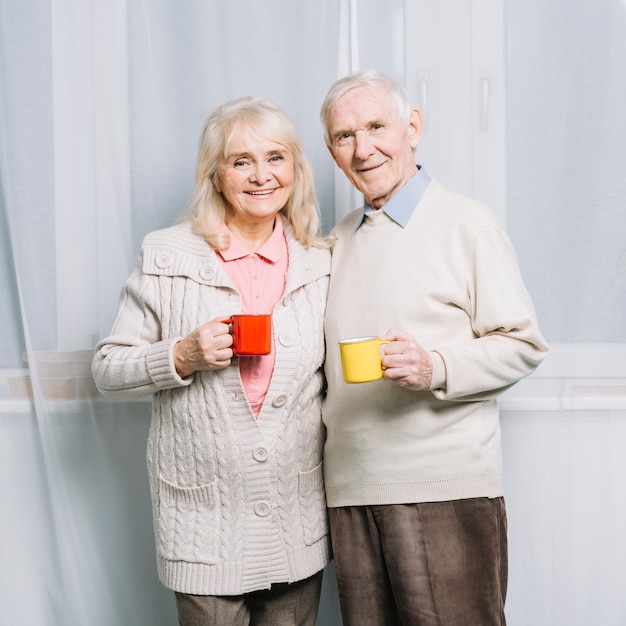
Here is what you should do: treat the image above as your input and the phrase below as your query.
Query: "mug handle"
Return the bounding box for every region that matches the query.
[377,339,390,367]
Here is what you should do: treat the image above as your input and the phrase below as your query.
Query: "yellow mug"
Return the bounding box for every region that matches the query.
[339,336,390,384]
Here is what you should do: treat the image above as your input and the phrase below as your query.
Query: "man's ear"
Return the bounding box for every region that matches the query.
[408,108,424,150]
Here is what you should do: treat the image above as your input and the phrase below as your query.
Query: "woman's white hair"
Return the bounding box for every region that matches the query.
[180,96,322,249]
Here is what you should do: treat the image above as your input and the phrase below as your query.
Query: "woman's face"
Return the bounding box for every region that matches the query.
[217,129,295,228]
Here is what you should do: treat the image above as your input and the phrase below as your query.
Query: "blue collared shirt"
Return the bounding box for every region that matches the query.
[355,165,431,231]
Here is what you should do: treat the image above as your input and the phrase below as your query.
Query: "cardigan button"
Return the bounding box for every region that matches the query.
[253,447,269,462]
[155,252,172,268]
[254,500,271,517]
[199,264,215,280]
[278,332,295,347]
[272,394,287,408]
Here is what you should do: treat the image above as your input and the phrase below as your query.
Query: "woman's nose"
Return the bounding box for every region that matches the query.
[250,162,271,182]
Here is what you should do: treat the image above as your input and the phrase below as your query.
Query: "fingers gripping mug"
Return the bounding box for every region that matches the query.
[339,336,390,383]
[222,314,272,356]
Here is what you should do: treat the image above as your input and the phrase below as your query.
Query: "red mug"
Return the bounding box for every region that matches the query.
[221,314,272,356]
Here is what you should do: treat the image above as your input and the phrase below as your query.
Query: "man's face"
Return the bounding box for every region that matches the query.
[326,87,422,209]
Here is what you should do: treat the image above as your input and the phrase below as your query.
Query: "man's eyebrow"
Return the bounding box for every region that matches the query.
[332,119,385,138]
[331,129,352,139]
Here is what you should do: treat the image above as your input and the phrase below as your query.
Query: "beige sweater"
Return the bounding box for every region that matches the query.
[93,221,331,595]
[323,179,548,507]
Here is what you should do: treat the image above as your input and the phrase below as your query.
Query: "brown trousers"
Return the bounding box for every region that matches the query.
[174,570,323,626]
[329,498,508,626]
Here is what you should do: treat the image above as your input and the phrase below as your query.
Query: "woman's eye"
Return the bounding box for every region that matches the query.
[234,160,249,168]
[269,155,283,162]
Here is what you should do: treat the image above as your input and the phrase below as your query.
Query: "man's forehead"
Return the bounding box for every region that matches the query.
[330,87,394,126]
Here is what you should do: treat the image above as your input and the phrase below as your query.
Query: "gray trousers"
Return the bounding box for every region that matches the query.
[174,570,323,626]
[329,498,508,626]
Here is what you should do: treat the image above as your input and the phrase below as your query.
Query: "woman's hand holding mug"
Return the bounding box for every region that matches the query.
[174,317,234,378]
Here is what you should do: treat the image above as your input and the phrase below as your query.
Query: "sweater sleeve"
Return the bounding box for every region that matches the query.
[430,226,548,401]
[92,264,193,397]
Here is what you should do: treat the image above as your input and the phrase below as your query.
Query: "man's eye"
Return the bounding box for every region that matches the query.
[372,124,382,131]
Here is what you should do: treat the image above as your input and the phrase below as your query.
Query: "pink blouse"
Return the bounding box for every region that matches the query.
[217,215,288,417]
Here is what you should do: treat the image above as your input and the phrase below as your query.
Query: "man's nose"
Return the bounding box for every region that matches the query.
[353,130,375,160]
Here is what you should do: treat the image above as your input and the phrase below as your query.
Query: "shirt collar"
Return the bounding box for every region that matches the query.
[218,213,285,263]
[355,165,431,230]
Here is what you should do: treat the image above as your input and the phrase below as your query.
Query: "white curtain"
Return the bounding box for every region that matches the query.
[502,2,626,624]
[506,0,626,343]
[0,1,401,624]
[1,1,625,625]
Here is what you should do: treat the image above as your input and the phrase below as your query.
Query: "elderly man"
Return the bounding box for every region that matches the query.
[320,69,548,626]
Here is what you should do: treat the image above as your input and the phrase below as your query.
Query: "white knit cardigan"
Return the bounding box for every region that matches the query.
[92,220,331,595]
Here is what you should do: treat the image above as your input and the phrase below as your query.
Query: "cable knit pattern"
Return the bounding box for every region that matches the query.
[93,221,331,595]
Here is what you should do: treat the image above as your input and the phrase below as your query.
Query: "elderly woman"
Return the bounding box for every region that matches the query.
[92,97,331,626]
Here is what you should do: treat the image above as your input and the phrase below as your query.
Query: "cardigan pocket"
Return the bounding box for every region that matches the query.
[157,475,220,565]
[298,462,329,546]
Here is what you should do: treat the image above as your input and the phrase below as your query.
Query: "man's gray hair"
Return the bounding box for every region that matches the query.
[320,69,412,146]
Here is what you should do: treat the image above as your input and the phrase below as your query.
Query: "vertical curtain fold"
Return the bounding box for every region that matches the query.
[0,2,401,623]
